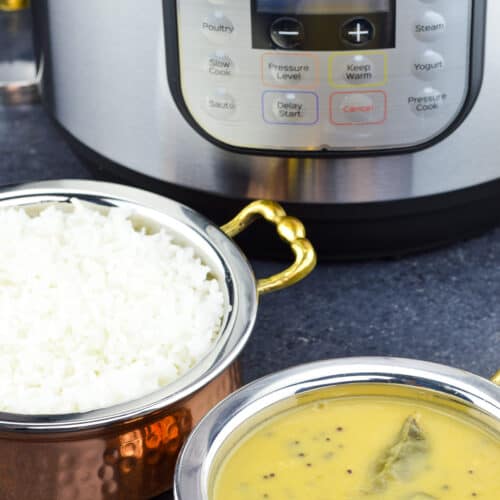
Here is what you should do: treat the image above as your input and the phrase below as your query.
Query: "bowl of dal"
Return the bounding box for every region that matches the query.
[0,179,316,499]
[175,357,500,500]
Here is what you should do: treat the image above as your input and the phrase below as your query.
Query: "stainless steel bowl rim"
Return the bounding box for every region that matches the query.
[174,356,500,500]
[0,179,259,432]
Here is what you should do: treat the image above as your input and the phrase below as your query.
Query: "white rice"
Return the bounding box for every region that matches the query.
[0,200,224,415]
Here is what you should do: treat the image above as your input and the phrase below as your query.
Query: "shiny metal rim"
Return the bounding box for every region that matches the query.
[0,179,258,432]
[174,356,500,500]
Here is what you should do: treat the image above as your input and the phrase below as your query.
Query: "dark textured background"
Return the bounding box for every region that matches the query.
[1,9,499,500]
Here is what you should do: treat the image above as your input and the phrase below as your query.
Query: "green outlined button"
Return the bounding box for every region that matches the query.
[329,52,387,88]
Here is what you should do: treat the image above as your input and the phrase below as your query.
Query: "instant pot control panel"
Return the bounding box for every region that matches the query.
[165,0,484,155]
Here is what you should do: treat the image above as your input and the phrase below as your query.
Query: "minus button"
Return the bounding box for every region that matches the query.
[270,17,305,49]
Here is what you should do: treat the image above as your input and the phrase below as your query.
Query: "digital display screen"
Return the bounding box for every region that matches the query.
[252,0,396,51]
[256,0,392,15]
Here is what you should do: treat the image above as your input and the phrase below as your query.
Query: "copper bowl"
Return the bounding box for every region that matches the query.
[0,180,316,500]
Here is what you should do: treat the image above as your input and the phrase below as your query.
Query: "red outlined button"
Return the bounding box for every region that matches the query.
[330,90,387,125]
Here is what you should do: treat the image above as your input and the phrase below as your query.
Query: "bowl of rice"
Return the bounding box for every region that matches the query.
[0,179,316,500]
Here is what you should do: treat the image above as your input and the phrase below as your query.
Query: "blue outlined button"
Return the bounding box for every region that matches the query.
[262,91,319,126]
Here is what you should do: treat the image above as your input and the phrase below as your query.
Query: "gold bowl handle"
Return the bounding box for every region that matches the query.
[221,200,317,295]
[492,371,500,386]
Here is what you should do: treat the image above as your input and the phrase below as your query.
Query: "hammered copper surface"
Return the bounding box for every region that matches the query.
[0,363,240,500]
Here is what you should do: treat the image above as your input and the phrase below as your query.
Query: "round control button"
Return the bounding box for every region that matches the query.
[331,91,386,125]
[342,54,376,85]
[202,12,234,44]
[339,93,375,122]
[206,52,234,79]
[413,49,444,81]
[266,56,315,86]
[341,18,375,46]
[206,89,236,119]
[272,93,306,122]
[270,17,305,49]
[409,87,448,117]
[414,11,446,41]
[263,91,318,125]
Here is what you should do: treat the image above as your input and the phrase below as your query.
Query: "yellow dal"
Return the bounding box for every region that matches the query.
[212,396,500,500]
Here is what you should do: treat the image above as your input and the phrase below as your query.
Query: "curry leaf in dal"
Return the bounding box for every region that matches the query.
[370,414,429,492]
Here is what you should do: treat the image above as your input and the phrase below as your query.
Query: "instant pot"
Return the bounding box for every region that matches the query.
[24,0,500,256]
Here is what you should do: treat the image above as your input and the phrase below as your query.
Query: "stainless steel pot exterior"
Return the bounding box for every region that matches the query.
[0,180,315,499]
[31,0,500,204]
[174,357,500,500]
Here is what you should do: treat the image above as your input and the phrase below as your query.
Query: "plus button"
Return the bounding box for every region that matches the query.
[349,23,370,43]
[342,18,375,45]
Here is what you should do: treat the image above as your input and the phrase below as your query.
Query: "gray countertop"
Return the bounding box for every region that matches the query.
[1,92,500,500]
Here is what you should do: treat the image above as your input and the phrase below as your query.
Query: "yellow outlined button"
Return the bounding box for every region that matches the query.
[329,51,387,88]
